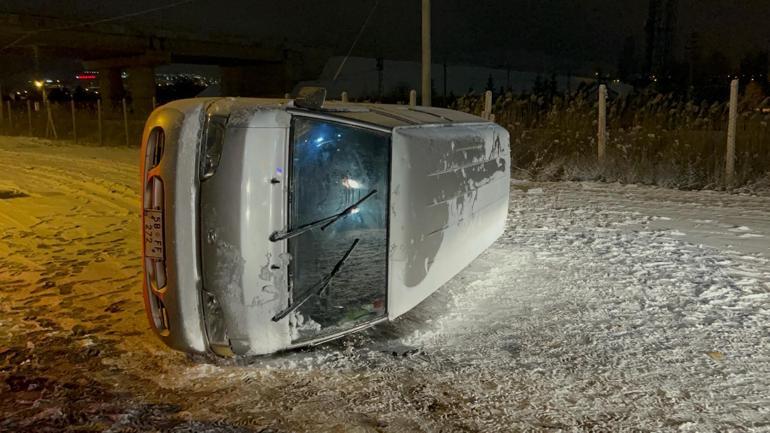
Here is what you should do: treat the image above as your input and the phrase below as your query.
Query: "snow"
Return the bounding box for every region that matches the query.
[1,137,769,432]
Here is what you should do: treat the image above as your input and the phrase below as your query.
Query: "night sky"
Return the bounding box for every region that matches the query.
[2,0,769,74]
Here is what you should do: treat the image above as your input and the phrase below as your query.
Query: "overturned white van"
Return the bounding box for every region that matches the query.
[140,93,510,356]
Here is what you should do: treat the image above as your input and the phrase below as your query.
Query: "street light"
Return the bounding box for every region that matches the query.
[33,78,57,138]
[33,79,48,104]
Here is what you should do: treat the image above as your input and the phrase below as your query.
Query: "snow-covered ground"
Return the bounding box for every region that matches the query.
[0,137,768,432]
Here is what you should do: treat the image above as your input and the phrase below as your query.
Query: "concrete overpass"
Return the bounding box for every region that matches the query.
[0,12,330,115]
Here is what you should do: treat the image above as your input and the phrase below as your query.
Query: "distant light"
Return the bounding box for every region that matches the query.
[76,73,97,80]
[33,80,44,89]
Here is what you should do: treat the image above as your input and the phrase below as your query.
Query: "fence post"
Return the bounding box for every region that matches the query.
[341,91,349,103]
[26,100,33,136]
[152,96,157,110]
[409,89,417,107]
[70,99,77,144]
[97,99,103,146]
[45,100,58,139]
[0,83,4,127]
[122,98,130,146]
[44,103,49,137]
[483,90,493,120]
[7,101,12,130]
[725,78,739,187]
[598,84,608,164]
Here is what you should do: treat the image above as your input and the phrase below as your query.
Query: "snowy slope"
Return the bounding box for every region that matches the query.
[0,137,768,432]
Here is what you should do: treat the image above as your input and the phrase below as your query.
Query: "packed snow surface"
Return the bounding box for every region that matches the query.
[0,137,768,432]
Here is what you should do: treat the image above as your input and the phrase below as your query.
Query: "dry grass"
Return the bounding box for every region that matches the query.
[454,90,770,189]
[3,94,769,189]
[1,100,146,146]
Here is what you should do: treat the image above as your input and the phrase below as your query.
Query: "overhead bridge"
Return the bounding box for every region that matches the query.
[0,13,329,116]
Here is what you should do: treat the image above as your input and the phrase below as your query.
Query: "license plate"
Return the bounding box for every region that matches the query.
[144,210,164,259]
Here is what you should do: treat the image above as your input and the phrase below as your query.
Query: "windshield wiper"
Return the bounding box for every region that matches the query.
[271,238,360,322]
[269,189,377,242]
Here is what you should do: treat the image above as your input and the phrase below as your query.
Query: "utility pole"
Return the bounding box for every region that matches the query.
[32,46,40,76]
[443,60,447,104]
[421,0,431,106]
[376,57,384,101]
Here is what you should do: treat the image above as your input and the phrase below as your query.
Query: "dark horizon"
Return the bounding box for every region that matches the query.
[1,0,768,77]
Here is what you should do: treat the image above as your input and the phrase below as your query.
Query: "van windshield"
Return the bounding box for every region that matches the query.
[287,116,390,341]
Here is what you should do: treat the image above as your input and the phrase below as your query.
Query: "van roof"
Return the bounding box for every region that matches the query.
[207,97,487,129]
[319,100,486,129]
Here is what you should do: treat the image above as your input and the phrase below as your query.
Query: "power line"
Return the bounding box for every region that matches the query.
[332,0,380,82]
[1,0,196,51]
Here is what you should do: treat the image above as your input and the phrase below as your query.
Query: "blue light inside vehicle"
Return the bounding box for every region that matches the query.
[305,124,341,148]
